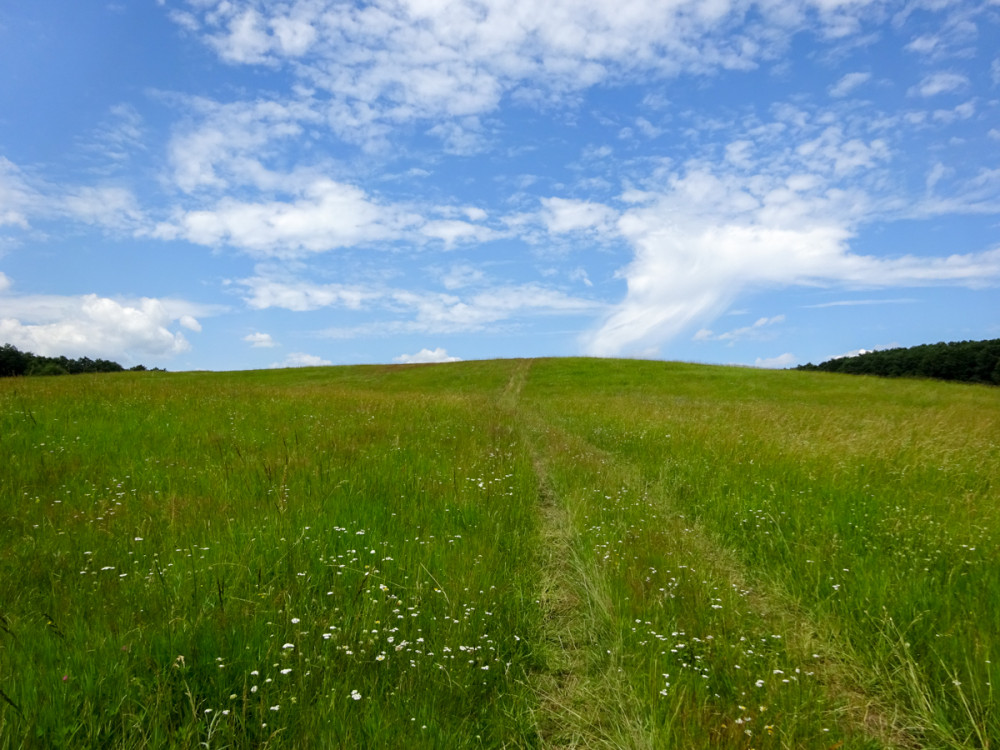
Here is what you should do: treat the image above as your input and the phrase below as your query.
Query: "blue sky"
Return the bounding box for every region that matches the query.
[1,0,998,370]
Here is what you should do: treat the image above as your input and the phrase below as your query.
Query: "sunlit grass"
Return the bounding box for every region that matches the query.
[522,358,1000,748]
[0,365,542,747]
[1,358,997,747]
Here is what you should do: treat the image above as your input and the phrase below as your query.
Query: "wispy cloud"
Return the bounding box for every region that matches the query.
[803,298,917,308]
[580,101,1000,357]
[393,347,461,364]
[908,71,970,97]
[829,71,871,98]
[271,352,332,368]
[238,273,600,336]
[173,0,887,150]
[694,315,785,344]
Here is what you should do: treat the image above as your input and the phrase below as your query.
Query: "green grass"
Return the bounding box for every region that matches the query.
[1,358,997,748]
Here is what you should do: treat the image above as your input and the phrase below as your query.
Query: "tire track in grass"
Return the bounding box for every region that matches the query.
[535,411,918,750]
[501,360,652,748]
[524,428,653,748]
[504,365,911,748]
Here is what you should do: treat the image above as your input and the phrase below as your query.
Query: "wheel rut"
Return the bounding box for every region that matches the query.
[500,361,649,748]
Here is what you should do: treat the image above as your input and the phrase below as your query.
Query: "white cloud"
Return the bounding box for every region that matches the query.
[908,71,970,97]
[83,103,146,168]
[796,127,889,176]
[420,219,495,248]
[570,267,594,287]
[0,157,147,236]
[239,271,599,335]
[393,347,462,364]
[238,276,379,312]
[62,186,146,231]
[156,178,418,256]
[175,0,885,150]
[540,197,617,235]
[905,35,940,55]
[441,265,487,290]
[165,96,322,193]
[754,352,797,368]
[0,158,39,229]
[582,128,1000,358]
[0,272,10,293]
[179,315,202,332]
[635,117,663,138]
[391,284,600,333]
[244,331,277,347]
[803,298,916,308]
[725,140,754,168]
[209,8,274,64]
[829,71,871,97]
[271,352,331,368]
[693,315,786,343]
[829,343,896,360]
[0,293,201,360]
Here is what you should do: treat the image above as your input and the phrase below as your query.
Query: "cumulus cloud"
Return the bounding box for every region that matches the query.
[0,272,10,293]
[0,292,204,360]
[271,352,332,368]
[393,347,462,364]
[155,178,418,256]
[420,219,496,249]
[165,96,322,193]
[754,353,797,368]
[244,331,277,347]
[541,197,617,235]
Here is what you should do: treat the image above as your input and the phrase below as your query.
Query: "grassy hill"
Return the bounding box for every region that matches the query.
[1,359,998,748]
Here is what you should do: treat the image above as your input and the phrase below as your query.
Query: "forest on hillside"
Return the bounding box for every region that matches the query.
[0,343,158,377]
[796,338,1000,384]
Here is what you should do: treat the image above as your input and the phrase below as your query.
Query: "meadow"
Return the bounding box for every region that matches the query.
[0,358,997,748]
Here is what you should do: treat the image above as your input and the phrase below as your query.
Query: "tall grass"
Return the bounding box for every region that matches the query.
[0,364,541,747]
[1,359,997,747]
[522,358,1000,748]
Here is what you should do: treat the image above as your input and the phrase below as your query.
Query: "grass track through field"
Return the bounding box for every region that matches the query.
[504,360,651,748]
[515,360,928,749]
[525,418,912,749]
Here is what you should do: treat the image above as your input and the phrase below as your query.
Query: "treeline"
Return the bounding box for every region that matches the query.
[797,338,1000,385]
[0,344,160,377]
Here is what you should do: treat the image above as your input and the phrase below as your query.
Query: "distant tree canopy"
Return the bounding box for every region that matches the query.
[0,343,160,377]
[796,338,1000,385]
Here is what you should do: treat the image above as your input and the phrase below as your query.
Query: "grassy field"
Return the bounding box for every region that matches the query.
[1,358,997,748]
